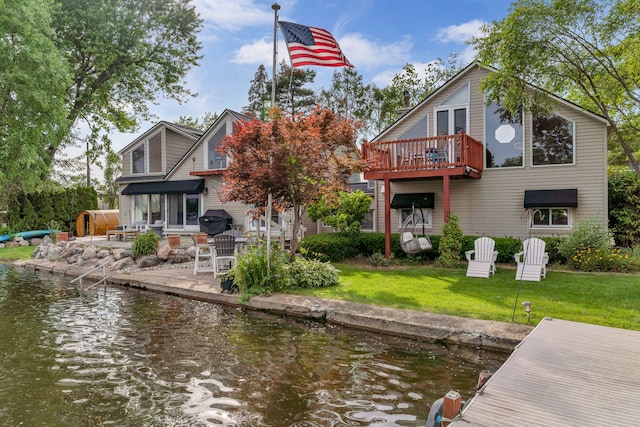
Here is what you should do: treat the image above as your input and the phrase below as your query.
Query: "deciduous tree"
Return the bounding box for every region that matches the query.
[219,108,364,257]
[0,0,70,201]
[472,0,640,175]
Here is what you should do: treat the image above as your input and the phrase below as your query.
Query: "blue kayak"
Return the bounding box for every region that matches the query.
[0,230,56,243]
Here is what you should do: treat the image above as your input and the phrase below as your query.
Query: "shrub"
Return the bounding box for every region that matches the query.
[300,233,360,262]
[571,247,636,272]
[368,251,396,267]
[558,218,612,270]
[232,244,289,298]
[437,214,463,268]
[132,232,160,257]
[609,172,640,247]
[284,257,339,288]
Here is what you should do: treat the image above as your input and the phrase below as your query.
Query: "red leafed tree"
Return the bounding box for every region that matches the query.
[219,107,365,256]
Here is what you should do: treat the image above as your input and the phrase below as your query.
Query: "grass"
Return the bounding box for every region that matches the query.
[0,245,35,261]
[291,261,640,331]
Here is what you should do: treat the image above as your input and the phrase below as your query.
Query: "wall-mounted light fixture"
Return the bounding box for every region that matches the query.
[522,301,532,322]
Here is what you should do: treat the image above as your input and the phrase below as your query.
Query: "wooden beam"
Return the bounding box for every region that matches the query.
[443,175,450,221]
[384,178,391,258]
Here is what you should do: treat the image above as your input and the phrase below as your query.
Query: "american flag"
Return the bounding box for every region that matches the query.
[279,21,353,68]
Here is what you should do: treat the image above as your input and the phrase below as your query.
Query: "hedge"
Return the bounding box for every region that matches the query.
[301,232,566,264]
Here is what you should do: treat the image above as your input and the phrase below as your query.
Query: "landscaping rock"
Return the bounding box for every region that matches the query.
[96,249,111,259]
[166,254,191,265]
[67,253,81,264]
[80,245,98,260]
[137,255,159,269]
[5,242,19,248]
[108,257,135,271]
[185,246,197,258]
[30,238,44,246]
[156,244,173,261]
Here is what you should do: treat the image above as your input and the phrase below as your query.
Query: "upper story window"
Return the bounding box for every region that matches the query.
[435,83,468,136]
[398,114,429,140]
[207,125,227,170]
[532,113,575,166]
[485,102,524,168]
[132,131,163,174]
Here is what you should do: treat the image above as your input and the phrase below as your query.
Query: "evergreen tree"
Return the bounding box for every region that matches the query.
[245,64,270,120]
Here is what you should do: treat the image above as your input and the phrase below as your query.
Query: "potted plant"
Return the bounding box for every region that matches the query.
[193,232,208,244]
[167,234,181,248]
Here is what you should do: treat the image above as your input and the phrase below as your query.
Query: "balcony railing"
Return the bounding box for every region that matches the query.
[362,132,484,177]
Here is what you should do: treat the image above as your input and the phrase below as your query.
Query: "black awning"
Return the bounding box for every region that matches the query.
[524,189,578,208]
[121,179,204,195]
[390,193,435,209]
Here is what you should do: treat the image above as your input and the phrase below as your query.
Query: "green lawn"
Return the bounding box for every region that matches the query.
[0,245,35,261]
[292,262,640,331]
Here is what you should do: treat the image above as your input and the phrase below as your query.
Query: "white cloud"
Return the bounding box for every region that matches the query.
[436,19,486,44]
[339,33,412,69]
[192,0,273,31]
[232,37,290,65]
[371,59,442,87]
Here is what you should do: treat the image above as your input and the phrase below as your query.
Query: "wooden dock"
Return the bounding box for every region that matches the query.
[449,317,640,426]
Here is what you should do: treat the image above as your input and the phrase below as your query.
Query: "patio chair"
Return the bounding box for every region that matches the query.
[514,237,549,281]
[212,234,237,278]
[465,237,498,278]
[131,220,148,232]
[192,233,215,275]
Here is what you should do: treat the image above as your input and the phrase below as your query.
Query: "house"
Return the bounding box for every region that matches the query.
[116,110,316,239]
[362,62,609,257]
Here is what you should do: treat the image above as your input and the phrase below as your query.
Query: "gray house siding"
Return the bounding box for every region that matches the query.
[372,64,608,240]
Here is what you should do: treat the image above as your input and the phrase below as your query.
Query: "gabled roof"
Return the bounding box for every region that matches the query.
[165,109,255,179]
[372,61,608,143]
[117,121,204,155]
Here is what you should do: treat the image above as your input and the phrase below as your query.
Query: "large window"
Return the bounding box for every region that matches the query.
[207,126,227,170]
[435,83,468,136]
[398,115,428,140]
[133,194,165,223]
[531,208,571,228]
[532,113,574,165]
[131,131,163,174]
[485,103,523,168]
[361,209,374,231]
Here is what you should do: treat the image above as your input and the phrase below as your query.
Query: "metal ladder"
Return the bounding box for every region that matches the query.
[70,261,111,291]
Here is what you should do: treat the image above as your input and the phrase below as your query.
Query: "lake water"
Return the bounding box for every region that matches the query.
[0,265,508,426]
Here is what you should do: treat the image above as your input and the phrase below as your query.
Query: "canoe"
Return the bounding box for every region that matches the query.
[0,230,55,243]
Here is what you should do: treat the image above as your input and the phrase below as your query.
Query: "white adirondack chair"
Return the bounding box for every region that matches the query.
[514,238,549,281]
[465,237,498,278]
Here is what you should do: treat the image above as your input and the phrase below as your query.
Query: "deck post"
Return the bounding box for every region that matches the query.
[384,178,391,258]
[443,175,451,221]
[442,390,461,426]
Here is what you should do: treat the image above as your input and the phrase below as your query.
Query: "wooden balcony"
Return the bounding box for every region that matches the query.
[362,132,484,180]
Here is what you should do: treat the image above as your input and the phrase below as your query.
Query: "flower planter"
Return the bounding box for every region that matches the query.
[55,232,69,242]
[193,233,208,244]
[167,235,181,248]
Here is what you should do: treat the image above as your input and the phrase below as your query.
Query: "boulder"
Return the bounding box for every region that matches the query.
[96,249,111,259]
[5,242,19,248]
[80,245,98,260]
[166,254,191,265]
[18,239,30,247]
[156,244,173,261]
[137,255,159,269]
[185,246,197,258]
[108,257,135,271]
[30,238,44,246]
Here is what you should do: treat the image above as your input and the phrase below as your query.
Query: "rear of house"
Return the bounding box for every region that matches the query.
[362,63,609,254]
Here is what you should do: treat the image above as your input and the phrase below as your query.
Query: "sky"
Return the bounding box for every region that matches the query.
[69,0,516,175]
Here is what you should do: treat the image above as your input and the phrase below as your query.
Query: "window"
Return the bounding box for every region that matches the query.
[398,208,431,229]
[132,194,149,221]
[398,114,428,140]
[148,133,162,173]
[132,144,145,174]
[532,113,574,165]
[531,208,571,228]
[207,126,227,170]
[131,131,163,174]
[485,102,523,168]
[361,209,374,231]
[133,194,165,223]
[435,83,468,136]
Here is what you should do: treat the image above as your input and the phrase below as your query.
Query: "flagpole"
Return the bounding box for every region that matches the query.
[267,2,280,271]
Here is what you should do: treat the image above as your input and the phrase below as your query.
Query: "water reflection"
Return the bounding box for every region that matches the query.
[0,267,507,426]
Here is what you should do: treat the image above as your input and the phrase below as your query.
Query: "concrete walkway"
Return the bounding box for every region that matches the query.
[15,256,533,353]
